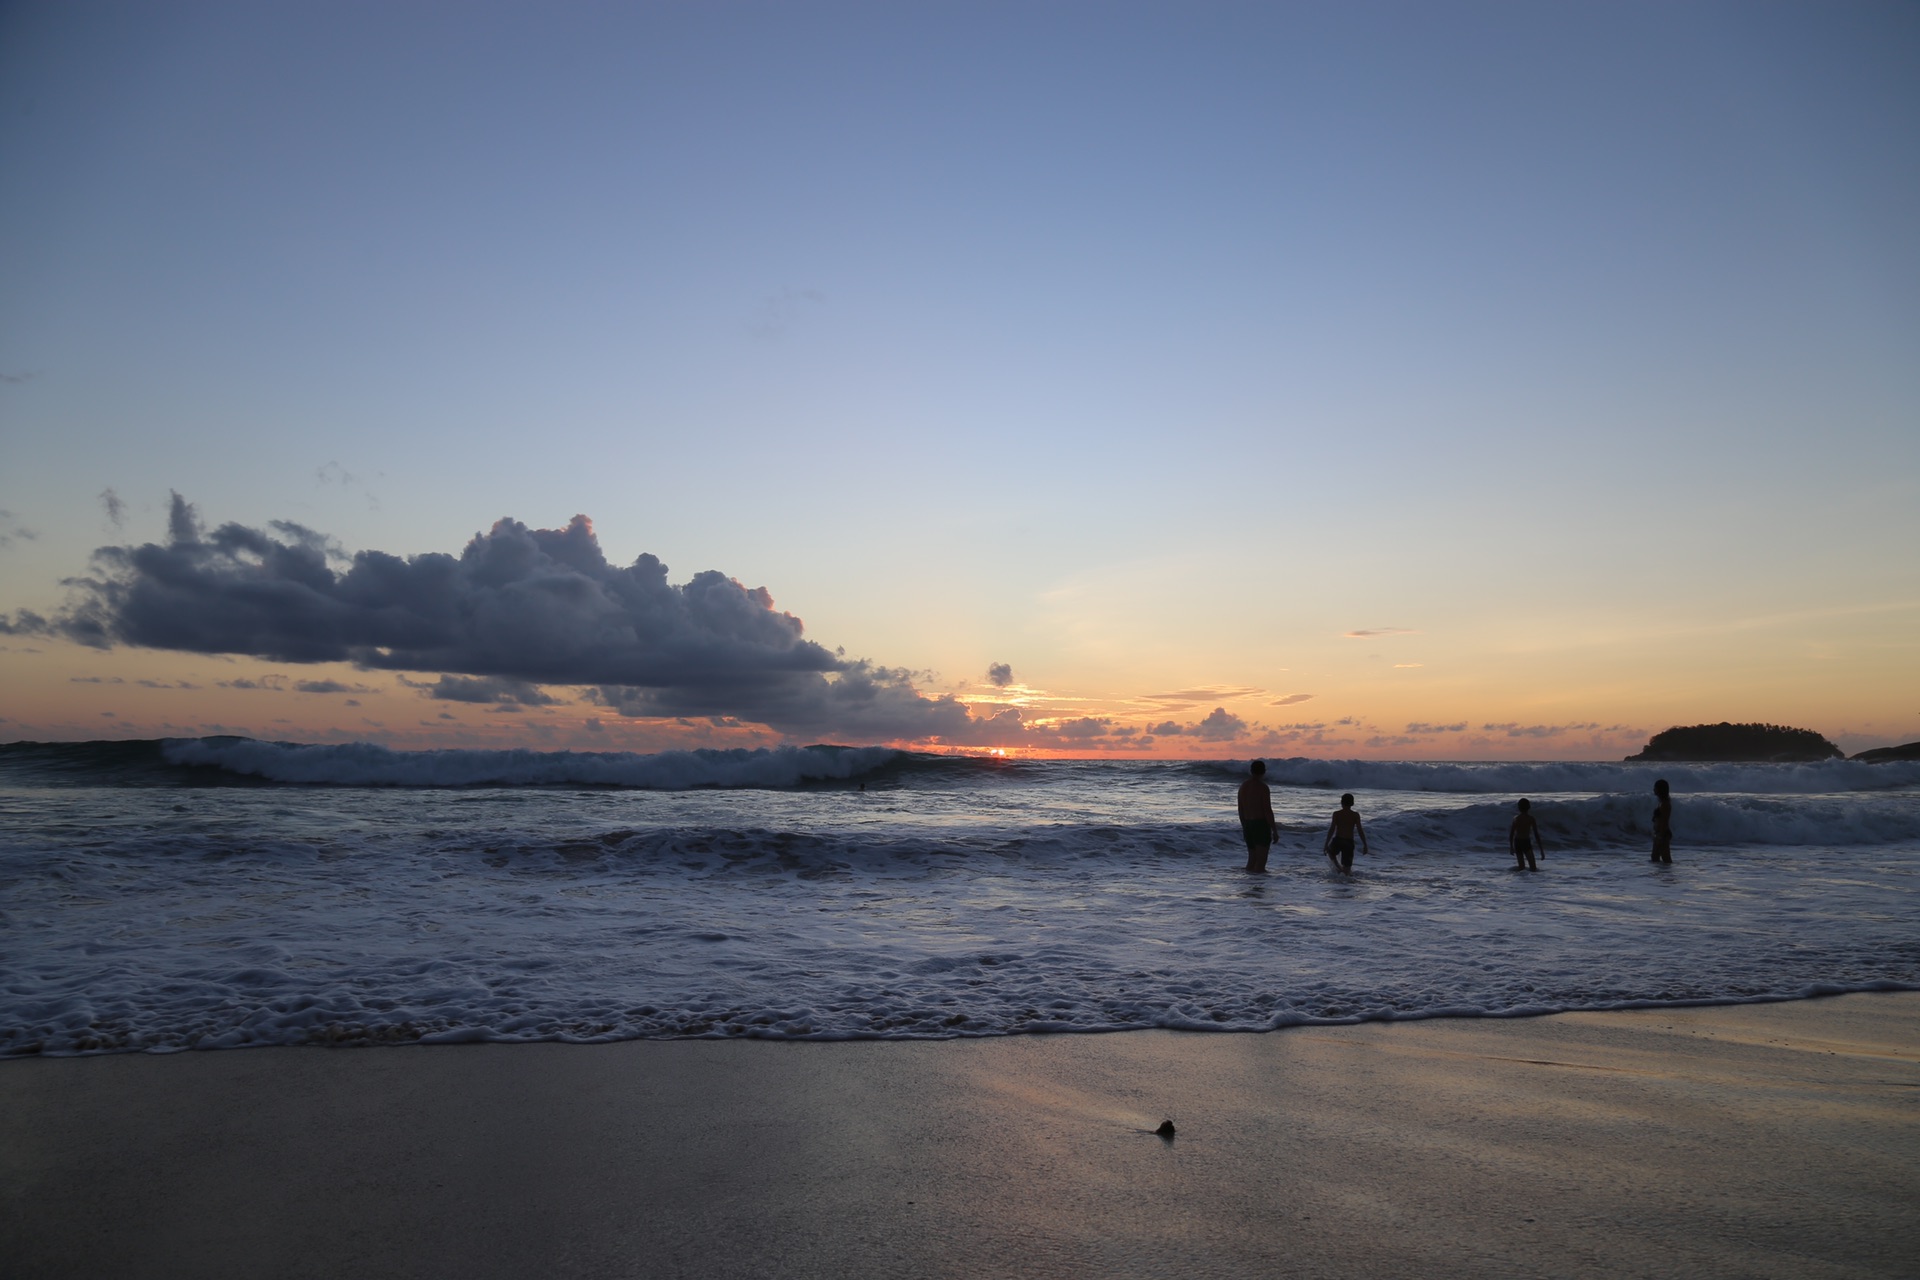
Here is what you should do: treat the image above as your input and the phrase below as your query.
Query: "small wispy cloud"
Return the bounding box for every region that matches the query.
[1269,693,1314,706]
[0,510,37,548]
[218,675,288,691]
[294,679,378,695]
[1393,663,1423,669]
[1343,627,1418,639]
[749,287,825,341]
[1138,686,1264,710]
[986,662,1013,688]
[1479,722,1605,739]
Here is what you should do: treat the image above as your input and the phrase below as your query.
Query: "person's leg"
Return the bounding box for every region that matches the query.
[1340,845,1354,872]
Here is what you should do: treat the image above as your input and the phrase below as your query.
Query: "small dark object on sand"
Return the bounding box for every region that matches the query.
[1155,1120,1176,1137]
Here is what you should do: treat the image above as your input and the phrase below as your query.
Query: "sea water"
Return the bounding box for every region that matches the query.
[3,739,1917,1055]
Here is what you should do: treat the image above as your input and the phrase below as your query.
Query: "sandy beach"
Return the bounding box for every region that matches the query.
[3,992,1915,1279]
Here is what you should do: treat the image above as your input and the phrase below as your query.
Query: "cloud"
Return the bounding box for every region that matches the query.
[1393,663,1423,669]
[1195,707,1248,740]
[294,679,378,695]
[317,462,380,510]
[986,662,1013,688]
[1342,628,1418,638]
[1147,707,1248,741]
[1269,693,1314,706]
[136,679,200,689]
[70,675,125,684]
[100,489,126,530]
[219,675,289,691]
[749,287,825,340]
[1138,686,1264,710]
[1406,721,1467,733]
[43,497,1026,745]
[0,510,37,548]
[418,675,557,706]
[1040,716,1112,740]
[1479,722,1603,739]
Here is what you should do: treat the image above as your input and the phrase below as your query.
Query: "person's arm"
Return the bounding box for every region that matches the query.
[1323,816,1336,852]
[1533,819,1544,859]
[1357,816,1369,855]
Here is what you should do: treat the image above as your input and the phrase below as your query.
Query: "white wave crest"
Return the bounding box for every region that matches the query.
[1257,756,1920,796]
[160,738,901,789]
[1368,792,1920,850]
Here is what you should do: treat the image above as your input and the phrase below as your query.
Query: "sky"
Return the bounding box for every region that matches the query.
[1,0,1916,759]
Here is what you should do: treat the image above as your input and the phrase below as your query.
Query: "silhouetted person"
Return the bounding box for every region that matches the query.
[1651,778,1673,864]
[1508,798,1543,870]
[1323,793,1368,873]
[1237,760,1277,873]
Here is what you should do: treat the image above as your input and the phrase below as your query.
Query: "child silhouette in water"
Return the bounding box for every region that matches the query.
[1323,794,1368,872]
[1651,779,1673,864]
[1508,798,1543,870]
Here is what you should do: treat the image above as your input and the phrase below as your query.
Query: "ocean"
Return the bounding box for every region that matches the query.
[4,738,1917,1056]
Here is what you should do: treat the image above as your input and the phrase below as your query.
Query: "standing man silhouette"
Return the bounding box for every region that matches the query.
[1238,760,1277,873]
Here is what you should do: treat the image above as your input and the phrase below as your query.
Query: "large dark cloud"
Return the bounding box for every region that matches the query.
[35,496,1024,744]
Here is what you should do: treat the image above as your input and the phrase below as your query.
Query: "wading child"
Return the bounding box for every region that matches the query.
[1508,798,1544,871]
[1323,793,1369,873]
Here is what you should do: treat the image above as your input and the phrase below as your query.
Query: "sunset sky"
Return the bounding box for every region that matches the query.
[2,1,1915,758]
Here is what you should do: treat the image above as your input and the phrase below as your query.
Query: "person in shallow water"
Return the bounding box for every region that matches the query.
[1508,798,1544,871]
[1651,778,1673,864]
[1323,793,1369,873]
[1237,759,1278,873]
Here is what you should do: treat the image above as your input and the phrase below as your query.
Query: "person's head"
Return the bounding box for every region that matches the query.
[1654,778,1670,798]
[1340,793,1354,808]
[1250,759,1266,777]
[1517,798,1531,812]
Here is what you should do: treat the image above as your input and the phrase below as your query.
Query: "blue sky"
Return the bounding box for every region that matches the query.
[2,2,1916,755]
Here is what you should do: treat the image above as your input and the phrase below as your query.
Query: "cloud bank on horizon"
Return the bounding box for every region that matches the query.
[11,496,1086,746]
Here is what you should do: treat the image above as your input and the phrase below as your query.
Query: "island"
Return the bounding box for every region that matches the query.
[1851,741,1920,763]
[1625,722,1842,762]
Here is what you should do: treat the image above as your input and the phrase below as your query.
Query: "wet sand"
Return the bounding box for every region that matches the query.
[3,993,1916,1278]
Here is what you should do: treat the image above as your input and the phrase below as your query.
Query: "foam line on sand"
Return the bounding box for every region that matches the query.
[4,993,1916,1278]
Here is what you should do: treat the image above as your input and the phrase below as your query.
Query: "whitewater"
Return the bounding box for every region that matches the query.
[3,738,1917,1056]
